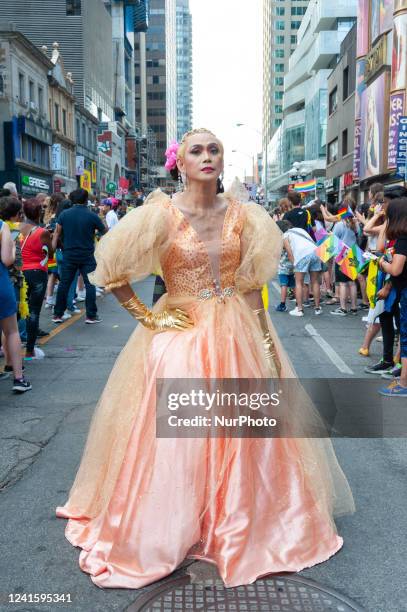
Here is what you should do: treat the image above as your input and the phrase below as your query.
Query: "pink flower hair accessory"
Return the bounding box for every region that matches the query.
[165,140,179,171]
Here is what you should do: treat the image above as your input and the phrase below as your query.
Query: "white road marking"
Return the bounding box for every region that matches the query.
[305,324,354,375]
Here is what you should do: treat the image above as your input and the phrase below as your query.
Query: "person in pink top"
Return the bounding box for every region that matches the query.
[20,198,53,360]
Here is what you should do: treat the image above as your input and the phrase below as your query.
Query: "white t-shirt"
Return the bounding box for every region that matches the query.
[106,209,119,230]
[284,228,316,265]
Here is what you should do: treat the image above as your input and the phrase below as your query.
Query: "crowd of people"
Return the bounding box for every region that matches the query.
[0,178,406,397]
[0,182,131,394]
[271,185,407,397]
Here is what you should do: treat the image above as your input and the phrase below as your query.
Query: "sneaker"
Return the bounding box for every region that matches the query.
[76,294,86,302]
[314,307,322,315]
[45,297,55,307]
[381,363,403,379]
[379,383,407,397]
[85,316,102,324]
[330,307,347,316]
[350,308,358,316]
[275,303,287,312]
[359,303,369,310]
[12,377,32,393]
[358,347,370,357]
[365,360,394,375]
[375,336,383,342]
[67,307,81,315]
[289,307,304,317]
[303,301,311,308]
[3,365,25,373]
[37,329,49,338]
[62,312,72,321]
[24,347,45,361]
[52,316,64,324]
[0,371,10,381]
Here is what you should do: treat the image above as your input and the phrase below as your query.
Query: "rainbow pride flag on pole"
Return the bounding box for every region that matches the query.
[336,205,353,219]
[294,179,316,193]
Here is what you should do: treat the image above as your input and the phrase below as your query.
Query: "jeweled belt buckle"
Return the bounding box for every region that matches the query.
[198,286,235,302]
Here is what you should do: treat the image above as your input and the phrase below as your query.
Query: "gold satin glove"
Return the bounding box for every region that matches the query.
[120,294,194,332]
[252,308,281,378]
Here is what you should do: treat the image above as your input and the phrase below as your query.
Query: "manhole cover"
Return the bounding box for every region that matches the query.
[126,574,365,611]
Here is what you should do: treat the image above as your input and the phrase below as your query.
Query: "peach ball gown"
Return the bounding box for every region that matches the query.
[56,188,354,589]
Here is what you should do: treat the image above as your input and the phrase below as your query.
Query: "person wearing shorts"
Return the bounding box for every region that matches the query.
[283,228,322,317]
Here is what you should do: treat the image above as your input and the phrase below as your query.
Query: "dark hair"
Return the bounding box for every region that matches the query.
[69,188,88,205]
[0,188,11,198]
[384,185,407,201]
[0,196,22,220]
[287,191,301,207]
[308,202,324,223]
[385,197,407,240]
[169,166,224,194]
[56,198,72,218]
[23,197,42,222]
[276,219,292,233]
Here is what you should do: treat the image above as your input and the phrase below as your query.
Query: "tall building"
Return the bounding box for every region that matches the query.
[0,0,114,122]
[262,0,309,152]
[353,0,407,200]
[176,0,192,141]
[135,0,178,189]
[266,0,357,200]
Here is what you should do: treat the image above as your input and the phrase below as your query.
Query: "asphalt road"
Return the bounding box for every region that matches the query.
[0,277,406,612]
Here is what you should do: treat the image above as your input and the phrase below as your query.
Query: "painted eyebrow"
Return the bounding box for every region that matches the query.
[189,142,219,149]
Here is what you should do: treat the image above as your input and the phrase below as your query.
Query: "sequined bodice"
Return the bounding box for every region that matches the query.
[160,198,243,298]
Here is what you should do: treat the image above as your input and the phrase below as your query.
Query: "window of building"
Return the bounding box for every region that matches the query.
[66,0,81,16]
[29,80,35,104]
[291,35,297,45]
[38,87,44,114]
[274,49,285,58]
[76,118,80,143]
[82,123,86,147]
[342,129,348,156]
[291,6,307,15]
[343,66,349,100]
[274,118,282,128]
[275,21,285,30]
[328,138,338,164]
[291,21,301,29]
[54,103,60,130]
[62,109,67,135]
[18,72,25,103]
[274,77,284,86]
[275,35,285,44]
[88,127,92,148]
[0,74,3,95]
[275,7,285,15]
[275,63,285,72]
[275,90,283,100]
[329,87,338,115]
[275,104,283,114]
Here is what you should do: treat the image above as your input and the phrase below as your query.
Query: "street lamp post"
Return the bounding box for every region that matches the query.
[231,150,255,182]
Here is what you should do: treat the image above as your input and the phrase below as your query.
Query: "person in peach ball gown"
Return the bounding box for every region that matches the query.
[56,128,355,589]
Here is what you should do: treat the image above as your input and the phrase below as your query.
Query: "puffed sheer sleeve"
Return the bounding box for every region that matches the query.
[235,203,283,292]
[89,189,170,291]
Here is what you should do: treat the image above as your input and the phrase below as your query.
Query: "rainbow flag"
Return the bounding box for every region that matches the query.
[337,206,353,219]
[314,221,328,243]
[315,235,340,263]
[294,179,316,193]
[335,242,349,264]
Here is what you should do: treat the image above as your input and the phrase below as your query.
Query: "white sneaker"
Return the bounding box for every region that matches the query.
[76,291,86,302]
[289,307,304,317]
[68,307,81,315]
[45,297,55,307]
[62,312,72,320]
[34,347,45,359]
[314,307,322,315]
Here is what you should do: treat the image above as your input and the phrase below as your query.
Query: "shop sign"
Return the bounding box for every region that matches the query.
[353,120,362,180]
[80,170,92,191]
[53,179,63,193]
[324,178,334,192]
[343,172,354,188]
[396,116,407,178]
[365,36,387,82]
[18,117,53,145]
[106,181,117,194]
[21,173,51,194]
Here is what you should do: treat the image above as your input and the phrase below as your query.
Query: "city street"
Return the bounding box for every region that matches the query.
[0,277,406,612]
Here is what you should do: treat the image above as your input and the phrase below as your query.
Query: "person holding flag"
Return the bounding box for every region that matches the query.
[330,202,359,317]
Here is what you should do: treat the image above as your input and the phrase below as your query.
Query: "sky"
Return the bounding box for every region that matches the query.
[188,0,263,186]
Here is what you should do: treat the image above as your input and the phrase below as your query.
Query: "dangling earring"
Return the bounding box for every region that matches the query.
[177,172,183,192]
[181,172,188,190]
[218,171,224,193]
